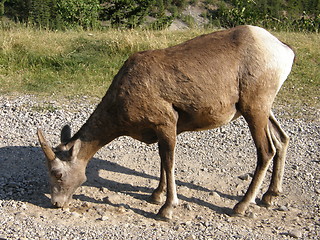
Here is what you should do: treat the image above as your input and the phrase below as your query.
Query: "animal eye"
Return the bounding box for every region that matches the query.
[51,169,63,180]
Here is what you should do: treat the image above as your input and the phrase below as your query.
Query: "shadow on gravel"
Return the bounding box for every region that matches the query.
[0,146,51,208]
[0,146,237,217]
[82,157,238,216]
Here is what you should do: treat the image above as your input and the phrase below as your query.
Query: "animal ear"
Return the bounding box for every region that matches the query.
[37,129,56,161]
[69,139,81,158]
[61,125,71,143]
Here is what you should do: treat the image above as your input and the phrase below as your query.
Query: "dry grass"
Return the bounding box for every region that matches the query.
[0,28,318,113]
[273,31,319,111]
[0,28,208,97]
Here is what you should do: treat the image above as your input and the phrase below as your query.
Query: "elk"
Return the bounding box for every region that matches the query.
[37,25,295,220]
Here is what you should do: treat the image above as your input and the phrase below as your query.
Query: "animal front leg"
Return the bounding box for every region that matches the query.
[155,127,178,221]
[150,158,166,205]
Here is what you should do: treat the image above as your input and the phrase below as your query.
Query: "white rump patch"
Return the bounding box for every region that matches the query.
[248,25,295,93]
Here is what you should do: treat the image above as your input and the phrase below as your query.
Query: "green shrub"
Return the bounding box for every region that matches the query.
[56,0,101,29]
[3,0,100,30]
[209,0,320,32]
[100,0,153,28]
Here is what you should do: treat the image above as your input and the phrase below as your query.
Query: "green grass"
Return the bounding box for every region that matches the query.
[273,31,319,112]
[0,28,319,116]
[0,28,208,97]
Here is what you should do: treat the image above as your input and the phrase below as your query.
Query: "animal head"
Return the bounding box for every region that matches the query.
[37,125,87,208]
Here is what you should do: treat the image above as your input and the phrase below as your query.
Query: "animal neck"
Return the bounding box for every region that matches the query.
[71,101,119,162]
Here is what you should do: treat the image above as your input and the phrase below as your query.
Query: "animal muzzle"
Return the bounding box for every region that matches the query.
[51,195,71,208]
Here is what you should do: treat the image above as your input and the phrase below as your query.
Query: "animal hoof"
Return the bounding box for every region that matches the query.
[233,202,247,216]
[149,193,163,205]
[155,214,171,222]
[148,196,162,205]
[156,206,173,221]
[261,191,279,207]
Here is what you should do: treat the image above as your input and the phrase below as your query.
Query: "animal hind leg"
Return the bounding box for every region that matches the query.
[233,112,276,215]
[261,112,289,206]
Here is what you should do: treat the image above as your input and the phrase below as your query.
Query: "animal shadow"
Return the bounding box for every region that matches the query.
[0,146,51,208]
[0,146,237,217]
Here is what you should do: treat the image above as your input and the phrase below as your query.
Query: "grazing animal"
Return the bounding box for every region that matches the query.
[37,25,295,220]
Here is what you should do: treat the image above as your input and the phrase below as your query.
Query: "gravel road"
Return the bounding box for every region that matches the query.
[0,94,319,239]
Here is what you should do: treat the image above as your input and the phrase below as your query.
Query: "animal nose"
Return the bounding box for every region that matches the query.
[52,200,63,208]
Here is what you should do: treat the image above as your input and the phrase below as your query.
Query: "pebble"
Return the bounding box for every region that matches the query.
[247,212,257,219]
[116,205,126,213]
[0,94,319,239]
[209,191,220,200]
[277,205,289,212]
[287,229,302,238]
[98,215,108,221]
[238,173,251,181]
[71,212,81,218]
[183,203,192,211]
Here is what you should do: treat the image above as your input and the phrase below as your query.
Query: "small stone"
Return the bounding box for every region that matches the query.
[21,203,27,210]
[248,212,256,219]
[104,193,120,204]
[183,203,192,211]
[184,220,192,226]
[209,191,221,200]
[94,206,105,216]
[287,229,302,238]
[15,211,26,218]
[116,205,126,213]
[99,215,108,221]
[278,205,289,211]
[173,224,182,231]
[185,234,196,240]
[62,207,70,212]
[71,212,81,218]
[82,202,91,208]
[99,187,107,193]
[30,212,40,218]
[238,174,250,181]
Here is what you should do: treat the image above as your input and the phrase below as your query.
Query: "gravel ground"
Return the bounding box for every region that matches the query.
[0,94,319,240]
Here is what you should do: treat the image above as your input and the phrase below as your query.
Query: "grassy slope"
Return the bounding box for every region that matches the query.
[273,31,319,112]
[0,28,319,114]
[0,28,207,97]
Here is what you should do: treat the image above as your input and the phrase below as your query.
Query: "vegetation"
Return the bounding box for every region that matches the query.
[1,0,186,30]
[0,28,205,96]
[210,0,320,32]
[2,0,101,30]
[0,28,318,112]
[0,1,318,117]
[1,0,319,31]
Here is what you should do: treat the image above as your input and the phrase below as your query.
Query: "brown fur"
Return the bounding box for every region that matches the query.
[38,25,294,220]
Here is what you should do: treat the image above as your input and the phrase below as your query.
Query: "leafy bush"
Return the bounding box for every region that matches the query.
[2,0,192,30]
[100,0,153,28]
[292,13,320,32]
[57,0,100,29]
[3,0,100,30]
[209,0,320,32]
[0,0,6,16]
